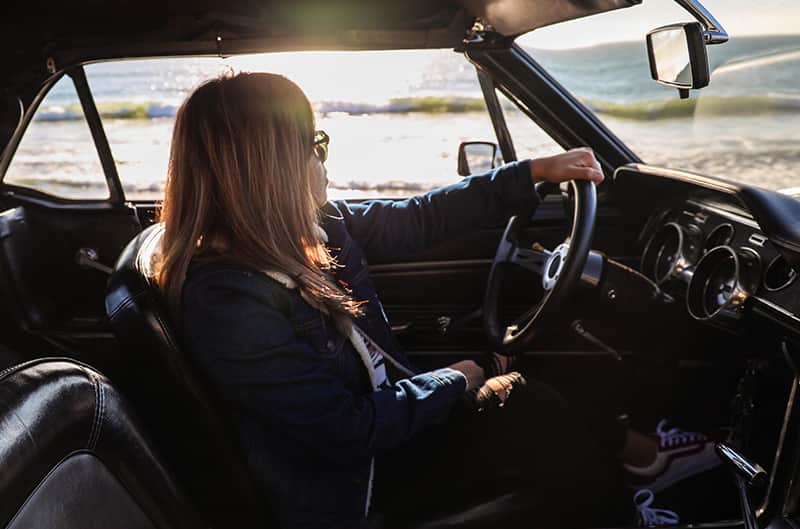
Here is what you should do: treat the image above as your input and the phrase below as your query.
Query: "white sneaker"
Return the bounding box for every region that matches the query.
[625,419,723,492]
[634,489,680,527]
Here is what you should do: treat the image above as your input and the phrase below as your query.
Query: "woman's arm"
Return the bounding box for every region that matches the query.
[334,160,537,263]
[334,149,603,263]
[182,270,470,467]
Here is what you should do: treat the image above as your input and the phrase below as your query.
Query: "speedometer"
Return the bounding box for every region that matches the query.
[705,223,734,251]
[686,246,760,328]
[641,222,701,285]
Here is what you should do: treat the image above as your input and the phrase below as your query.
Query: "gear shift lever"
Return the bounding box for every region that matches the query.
[716,443,767,488]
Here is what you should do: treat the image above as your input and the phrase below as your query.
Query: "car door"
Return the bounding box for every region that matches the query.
[0,66,142,374]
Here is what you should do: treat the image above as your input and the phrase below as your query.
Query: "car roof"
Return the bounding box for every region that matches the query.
[4,0,640,75]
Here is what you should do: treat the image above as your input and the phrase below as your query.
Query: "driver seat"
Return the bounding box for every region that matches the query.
[105,224,268,528]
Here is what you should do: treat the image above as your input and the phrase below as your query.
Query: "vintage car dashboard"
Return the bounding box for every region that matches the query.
[615,164,800,338]
[640,200,798,330]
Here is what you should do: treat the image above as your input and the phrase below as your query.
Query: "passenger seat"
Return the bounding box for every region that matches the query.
[0,358,203,529]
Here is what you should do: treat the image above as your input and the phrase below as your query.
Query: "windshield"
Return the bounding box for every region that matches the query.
[518,0,800,192]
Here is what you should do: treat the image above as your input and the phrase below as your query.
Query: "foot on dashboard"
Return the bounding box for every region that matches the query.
[625,419,723,492]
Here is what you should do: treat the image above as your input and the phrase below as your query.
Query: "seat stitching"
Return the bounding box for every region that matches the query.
[152,311,180,356]
[108,291,178,356]
[107,291,148,321]
[87,372,101,449]
[94,377,105,447]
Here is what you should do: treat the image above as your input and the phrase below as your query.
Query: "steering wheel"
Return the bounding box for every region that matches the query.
[484,179,597,354]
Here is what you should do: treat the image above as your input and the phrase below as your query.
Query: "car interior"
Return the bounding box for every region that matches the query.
[1,1,799,528]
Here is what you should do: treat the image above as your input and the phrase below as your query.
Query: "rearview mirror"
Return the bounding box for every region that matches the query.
[646,22,710,95]
[457,141,502,176]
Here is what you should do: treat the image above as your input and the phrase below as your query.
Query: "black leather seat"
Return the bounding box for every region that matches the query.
[0,207,73,332]
[0,357,202,529]
[104,224,267,528]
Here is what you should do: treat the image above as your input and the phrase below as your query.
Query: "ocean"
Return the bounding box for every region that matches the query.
[6,35,799,199]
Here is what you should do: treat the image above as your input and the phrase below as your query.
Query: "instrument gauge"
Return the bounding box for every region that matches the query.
[641,222,701,285]
[687,246,760,328]
[705,223,734,251]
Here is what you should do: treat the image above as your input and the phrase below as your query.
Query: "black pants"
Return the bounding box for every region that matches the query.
[371,379,631,528]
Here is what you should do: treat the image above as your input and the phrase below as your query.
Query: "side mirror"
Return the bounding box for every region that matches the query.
[646,22,710,97]
[457,141,502,176]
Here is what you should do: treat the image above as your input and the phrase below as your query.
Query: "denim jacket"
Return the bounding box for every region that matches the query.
[180,161,540,528]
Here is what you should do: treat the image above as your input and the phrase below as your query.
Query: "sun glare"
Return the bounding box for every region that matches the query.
[227,50,451,104]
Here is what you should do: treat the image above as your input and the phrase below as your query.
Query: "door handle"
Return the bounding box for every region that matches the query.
[75,248,113,275]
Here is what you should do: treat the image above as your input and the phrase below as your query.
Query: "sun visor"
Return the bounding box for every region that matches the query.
[458,0,643,36]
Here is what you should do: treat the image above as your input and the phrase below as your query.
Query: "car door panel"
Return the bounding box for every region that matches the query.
[0,195,142,333]
[370,200,638,359]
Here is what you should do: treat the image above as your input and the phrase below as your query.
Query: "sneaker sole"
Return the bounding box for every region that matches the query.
[631,447,723,493]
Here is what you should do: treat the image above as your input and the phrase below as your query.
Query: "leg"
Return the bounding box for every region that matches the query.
[371,379,630,528]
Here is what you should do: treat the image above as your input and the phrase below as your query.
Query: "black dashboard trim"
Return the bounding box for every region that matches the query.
[616,164,800,268]
[750,297,800,340]
[617,164,742,195]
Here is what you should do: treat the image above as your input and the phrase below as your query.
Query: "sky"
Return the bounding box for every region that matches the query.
[518,0,800,49]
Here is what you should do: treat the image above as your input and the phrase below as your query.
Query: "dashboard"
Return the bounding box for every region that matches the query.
[614,164,800,337]
[641,201,797,330]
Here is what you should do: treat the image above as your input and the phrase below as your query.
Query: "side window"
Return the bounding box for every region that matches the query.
[4,75,109,199]
[497,90,563,161]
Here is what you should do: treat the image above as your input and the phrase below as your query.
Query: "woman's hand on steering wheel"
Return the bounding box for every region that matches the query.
[529,148,604,186]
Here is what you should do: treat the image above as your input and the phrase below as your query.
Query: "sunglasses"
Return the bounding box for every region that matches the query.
[313,130,329,163]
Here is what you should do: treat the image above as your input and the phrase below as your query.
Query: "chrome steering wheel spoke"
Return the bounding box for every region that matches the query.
[508,245,550,275]
[502,297,548,344]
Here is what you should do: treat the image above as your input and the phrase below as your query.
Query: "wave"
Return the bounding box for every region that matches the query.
[34,97,488,122]
[584,94,800,120]
[33,93,800,123]
[35,102,180,122]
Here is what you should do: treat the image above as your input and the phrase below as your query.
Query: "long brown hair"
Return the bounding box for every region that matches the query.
[156,72,361,317]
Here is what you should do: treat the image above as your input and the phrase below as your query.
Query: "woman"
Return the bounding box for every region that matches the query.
[157,72,718,529]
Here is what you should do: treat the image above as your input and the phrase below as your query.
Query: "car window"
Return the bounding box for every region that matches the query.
[4,75,109,199]
[82,51,559,201]
[497,90,562,162]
